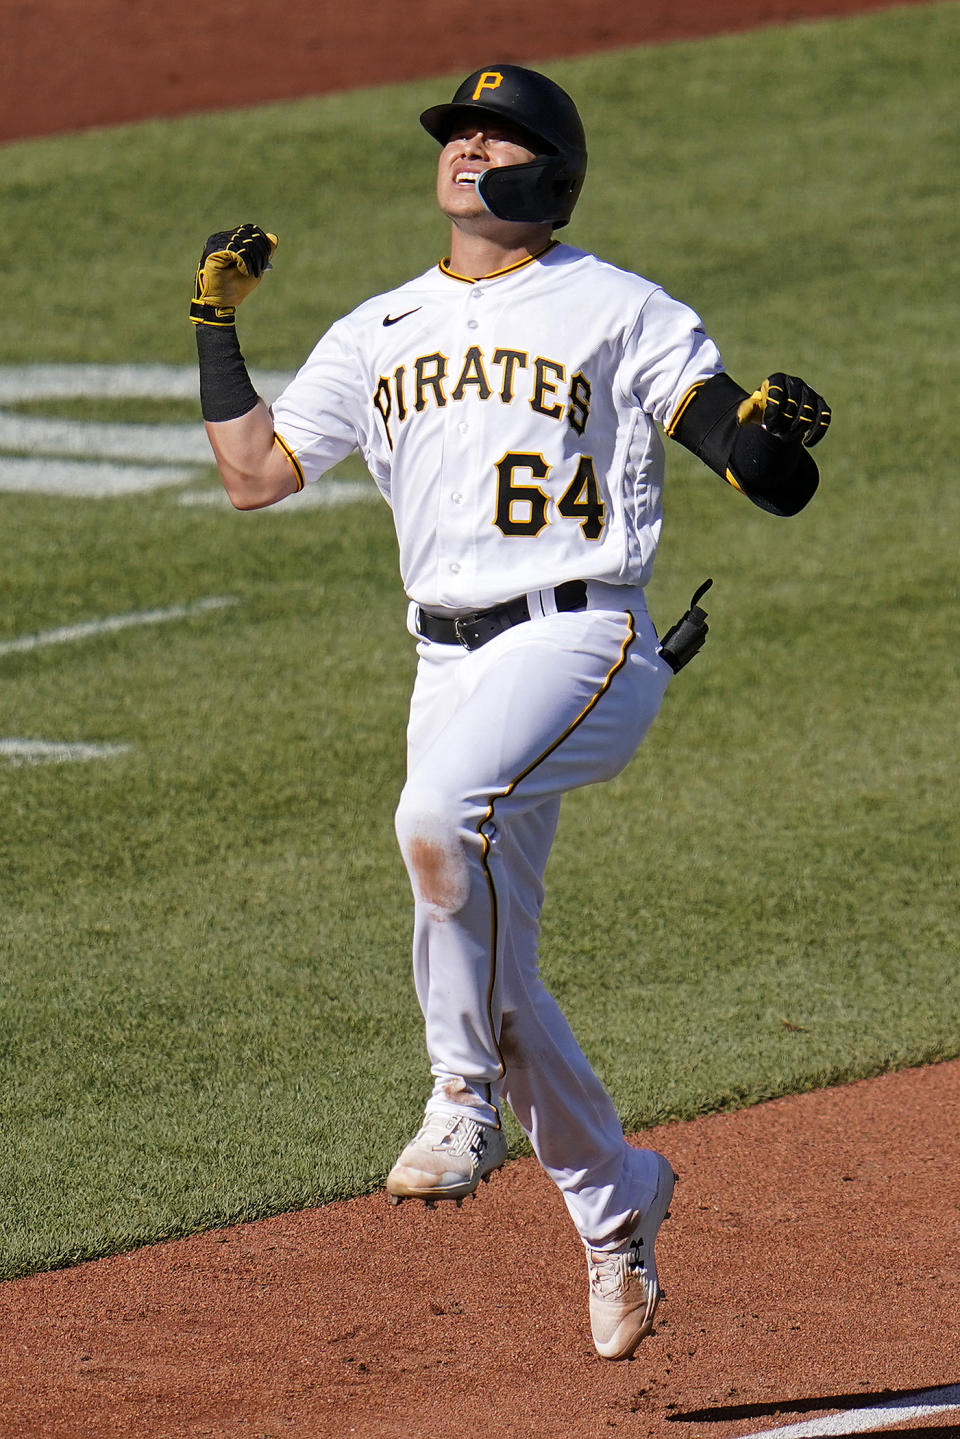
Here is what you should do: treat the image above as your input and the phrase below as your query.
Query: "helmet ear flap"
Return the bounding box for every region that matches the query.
[422,65,587,227]
[477,157,584,229]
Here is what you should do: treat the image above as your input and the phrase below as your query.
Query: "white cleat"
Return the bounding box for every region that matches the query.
[586,1152,676,1360]
[386,1109,508,1206]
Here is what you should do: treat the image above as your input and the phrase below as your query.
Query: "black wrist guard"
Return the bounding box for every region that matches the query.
[729,423,819,516]
[191,299,237,327]
[669,372,819,517]
[195,322,260,423]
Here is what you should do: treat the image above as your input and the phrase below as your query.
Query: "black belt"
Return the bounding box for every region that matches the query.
[416,580,588,651]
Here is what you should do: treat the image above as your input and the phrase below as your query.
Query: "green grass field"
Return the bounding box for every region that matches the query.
[1,2,957,1279]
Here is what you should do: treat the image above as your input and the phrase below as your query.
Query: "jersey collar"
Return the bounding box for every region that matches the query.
[439,240,559,285]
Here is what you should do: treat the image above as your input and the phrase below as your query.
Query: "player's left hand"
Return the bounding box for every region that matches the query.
[190,223,278,326]
[736,373,831,448]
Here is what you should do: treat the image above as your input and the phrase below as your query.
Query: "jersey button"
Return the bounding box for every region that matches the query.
[449,562,461,573]
[451,491,463,504]
[458,421,469,435]
[467,319,479,330]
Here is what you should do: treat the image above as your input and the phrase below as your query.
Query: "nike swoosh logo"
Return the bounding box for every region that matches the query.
[383,308,422,327]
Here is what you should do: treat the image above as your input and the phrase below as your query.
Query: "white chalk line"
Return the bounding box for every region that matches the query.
[0,411,211,463]
[0,365,378,504]
[0,740,132,767]
[178,479,372,510]
[0,457,199,497]
[0,363,292,404]
[0,596,238,657]
[734,1382,960,1438]
[0,362,301,499]
[0,595,239,765]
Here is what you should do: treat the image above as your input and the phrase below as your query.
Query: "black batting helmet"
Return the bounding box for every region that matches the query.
[420,64,587,229]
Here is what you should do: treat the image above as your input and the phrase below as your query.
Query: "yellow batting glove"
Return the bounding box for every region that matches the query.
[190,223,278,327]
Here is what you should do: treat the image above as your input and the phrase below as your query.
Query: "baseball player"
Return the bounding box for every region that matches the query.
[191,64,829,1360]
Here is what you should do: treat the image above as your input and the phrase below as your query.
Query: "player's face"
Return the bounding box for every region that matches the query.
[436,120,537,222]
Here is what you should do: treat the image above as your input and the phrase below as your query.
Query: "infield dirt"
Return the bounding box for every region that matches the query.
[2,1061,958,1437]
[0,0,940,143]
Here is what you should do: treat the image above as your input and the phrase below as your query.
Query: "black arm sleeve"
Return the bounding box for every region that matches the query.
[195,322,261,423]
[668,372,819,517]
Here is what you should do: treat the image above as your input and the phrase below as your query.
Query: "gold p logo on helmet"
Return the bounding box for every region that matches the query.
[471,71,503,101]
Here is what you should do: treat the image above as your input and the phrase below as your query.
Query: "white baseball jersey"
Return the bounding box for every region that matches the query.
[268,238,726,1252]
[270,241,723,609]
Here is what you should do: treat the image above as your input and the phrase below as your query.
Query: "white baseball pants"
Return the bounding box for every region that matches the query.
[394,583,672,1250]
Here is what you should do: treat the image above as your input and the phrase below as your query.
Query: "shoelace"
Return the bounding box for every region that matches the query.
[588,1237,647,1299]
[415,1112,481,1157]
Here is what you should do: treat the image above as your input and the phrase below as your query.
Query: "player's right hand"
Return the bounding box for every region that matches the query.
[736,373,831,448]
[190,224,278,326]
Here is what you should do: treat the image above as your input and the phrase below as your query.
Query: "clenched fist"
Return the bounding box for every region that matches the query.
[737,372,831,449]
[190,224,278,327]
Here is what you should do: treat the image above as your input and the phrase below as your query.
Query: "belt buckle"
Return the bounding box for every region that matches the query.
[454,615,481,649]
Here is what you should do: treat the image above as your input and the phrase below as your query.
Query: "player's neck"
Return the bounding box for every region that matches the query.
[446,220,554,281]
